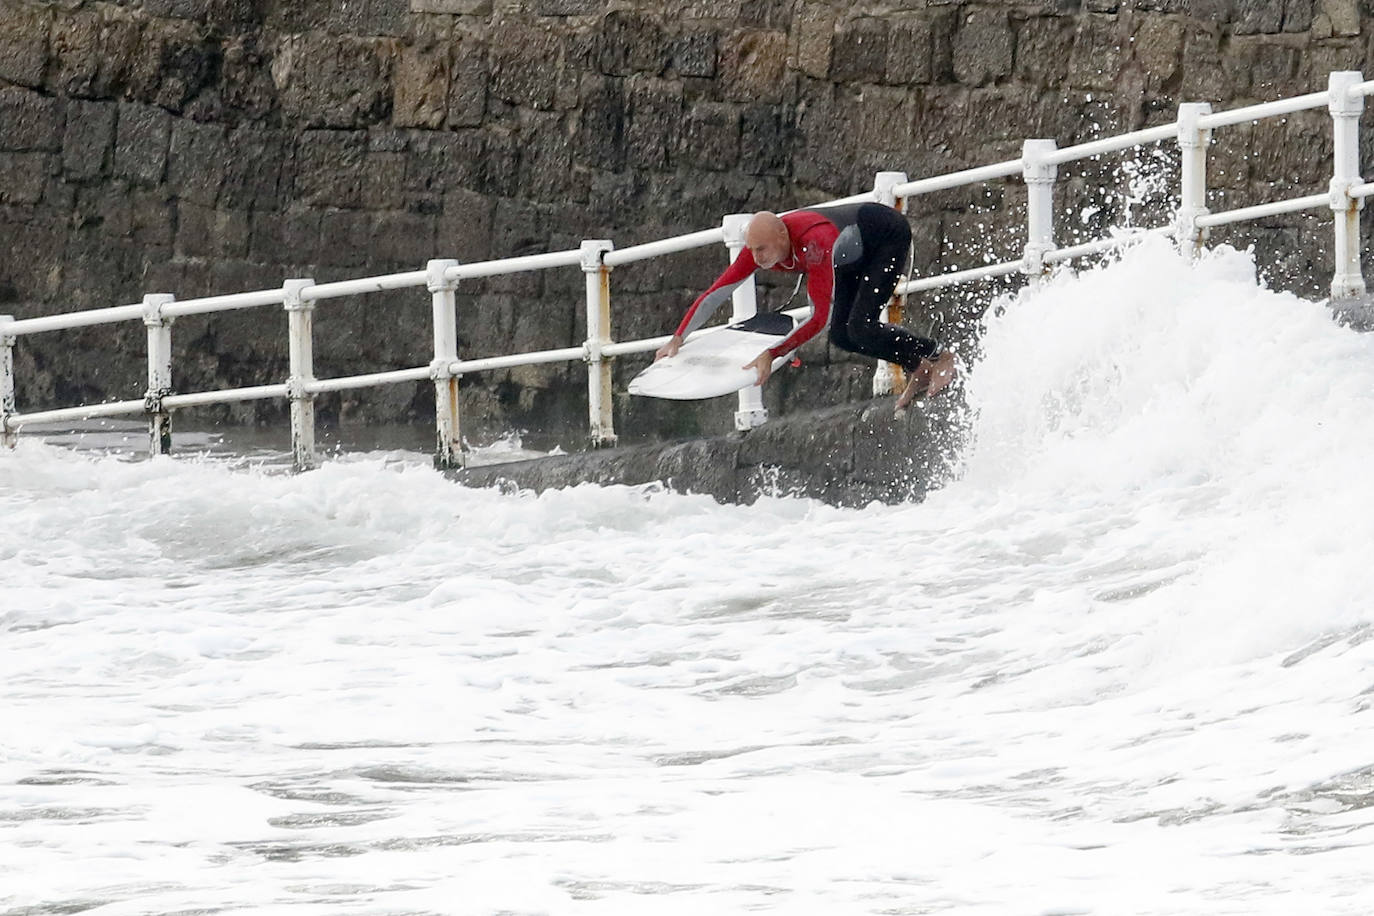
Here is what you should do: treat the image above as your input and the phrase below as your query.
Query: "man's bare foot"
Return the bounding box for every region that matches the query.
[925,350,956,397]
[895,351,956,412]
[895,362,932,411]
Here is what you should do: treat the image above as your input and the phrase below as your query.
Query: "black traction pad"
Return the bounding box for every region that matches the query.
[729,311,797,337]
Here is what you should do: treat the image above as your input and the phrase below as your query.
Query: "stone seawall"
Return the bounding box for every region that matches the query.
[2,0,1371,446]
[453,393,967,506]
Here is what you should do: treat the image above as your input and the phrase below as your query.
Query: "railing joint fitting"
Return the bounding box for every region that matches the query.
[427,259,460,293]
[579,239,614,272]
[142,293,175,328]
[283,278,316,312]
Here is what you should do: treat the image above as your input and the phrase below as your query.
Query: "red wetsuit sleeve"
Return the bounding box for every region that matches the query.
[675,248,759,338]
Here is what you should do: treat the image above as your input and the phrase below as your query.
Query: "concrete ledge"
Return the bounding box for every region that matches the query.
[450,395,968,507]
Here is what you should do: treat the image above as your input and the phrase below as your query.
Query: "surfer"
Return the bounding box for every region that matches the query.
[654,203,956,409]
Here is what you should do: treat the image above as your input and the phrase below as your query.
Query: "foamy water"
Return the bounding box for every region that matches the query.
[4,240,1374,914]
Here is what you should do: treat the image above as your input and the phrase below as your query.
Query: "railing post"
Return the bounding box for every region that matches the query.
[1328,70,1367,308]
[722,213,768,430]
[580,240,617,448]
[1176,102,1213,257]
[428,259,463,470]
[1022,139,1058,279]
[142,293,174,458]
[1,315,15,449]
[872,170,909,396]
[283,278,317,472]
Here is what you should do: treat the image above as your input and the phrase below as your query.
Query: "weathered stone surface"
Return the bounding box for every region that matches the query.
[490,22,563,110]
[886,18,934,85]
[454,395,963,507]
[831,18,890,84]
[953,8,1013,87]
[0,88,63,152]
[0,2,48,88]
[62,100,116,181]
[295,130,367,208]
[272,33,396,128]
[719,28,787,102]
[393,42,450,128]
[114,103,173,186]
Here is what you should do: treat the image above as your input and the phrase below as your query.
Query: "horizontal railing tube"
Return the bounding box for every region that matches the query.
[603,229,725,267]
[164,289,286,319]
[449,346,587,377]
[302,271,430,302]
[445,251,582,281]
[8,399,148,426]
[1198,91,1330,129]
[306,367,433,395]
[1194,193,1330,228]
[894,160,1023,198]
[900,260,1024,295]
[6,304,146,337]
[161,385,290,409]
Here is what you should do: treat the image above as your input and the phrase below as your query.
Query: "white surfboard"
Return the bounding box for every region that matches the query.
[629,312,802,400]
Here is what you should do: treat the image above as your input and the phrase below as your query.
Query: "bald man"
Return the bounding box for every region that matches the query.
[655,203,955,409]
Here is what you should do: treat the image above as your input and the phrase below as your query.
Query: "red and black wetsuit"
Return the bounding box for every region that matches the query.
[675,202,939,371]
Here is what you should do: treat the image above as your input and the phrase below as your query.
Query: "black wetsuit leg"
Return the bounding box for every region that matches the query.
[828,203,938,372]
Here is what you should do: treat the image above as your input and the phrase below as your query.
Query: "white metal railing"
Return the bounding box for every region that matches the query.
[2,72,1371,470]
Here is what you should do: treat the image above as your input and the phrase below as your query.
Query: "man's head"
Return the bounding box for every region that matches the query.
[745,212,790,268]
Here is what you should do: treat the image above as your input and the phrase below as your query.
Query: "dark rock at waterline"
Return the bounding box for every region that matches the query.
[451,394,968,507]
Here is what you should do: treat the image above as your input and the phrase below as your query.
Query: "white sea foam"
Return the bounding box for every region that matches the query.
[4,240,1374,913]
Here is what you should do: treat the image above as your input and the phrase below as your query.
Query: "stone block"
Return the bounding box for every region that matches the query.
[1132,15,1184,92]
[0,153,49,205]
[886,18,934,85]
[437,188,495,261]
[132,19,219,112]
[62,100,116,181]
[0,3,48,88]
[168,119,228,207]
[795,8,833,80]
[219,35,279,122]
[221,127,290,211]
[740,103,788,175]
[0,88,63,152]
[114,103,172,186]
[368,209,438,267]
[1283,0,1315,31]
[448,35,488,127]
[832,18,890,84]
[394,43,450,129]
[1014,16,1072,88]
[1180,23,1226,99]
[678,102,739,171]
[598,10,668,76]
[576,76,626,171]
[295,130,367,209]
[272,33,396,129]
[953,8,1013,87]
[1318,0,1361,35]
[517,110,577,197]
[490,23,562,110]
[405,130,482,205]
[1068,14,1126,91]
[364,149,408,210]
[671,28,717,78]
[719,29,787,103]
[411,0,492,12]
[480,129,522,197]
[249,206,323,266]
[625,80,681,171]
[176,202,249,259]
[1233,0,1284,33]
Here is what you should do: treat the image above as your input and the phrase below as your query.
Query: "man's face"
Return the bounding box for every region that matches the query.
[749,238,789,268]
